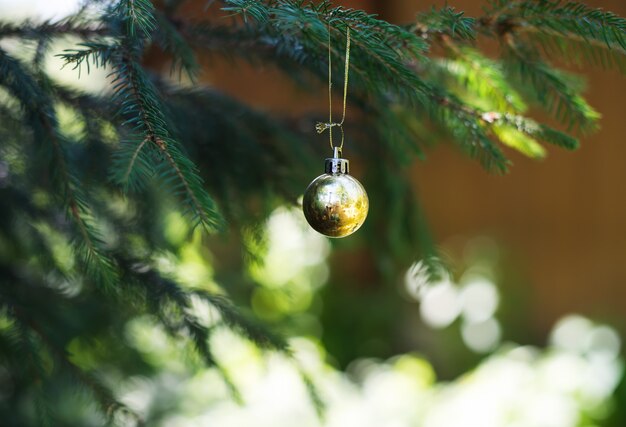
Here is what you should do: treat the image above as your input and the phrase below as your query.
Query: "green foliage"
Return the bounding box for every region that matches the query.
[503,40,600,130]
[415,6,476,40]
[153,11,199,79]
[486,0,626,50]
[60,42,119,76]
[114,0,157,39]
[0,0,624,424]
[479,1,626,72]
[433,46,527,112]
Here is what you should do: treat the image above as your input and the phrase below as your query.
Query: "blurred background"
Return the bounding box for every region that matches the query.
[180,0,626,338]
[1,0,625,426]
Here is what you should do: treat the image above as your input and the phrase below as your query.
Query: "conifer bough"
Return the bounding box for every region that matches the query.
[0,0,624,423]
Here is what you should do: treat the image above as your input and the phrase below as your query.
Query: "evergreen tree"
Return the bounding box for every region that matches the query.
[0,0,624,425]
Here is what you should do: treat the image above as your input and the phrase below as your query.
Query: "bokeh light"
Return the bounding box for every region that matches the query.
[419,280,461,329]
[115,216,624,426]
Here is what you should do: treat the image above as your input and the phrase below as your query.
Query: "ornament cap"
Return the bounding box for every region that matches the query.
[325,147,349,174]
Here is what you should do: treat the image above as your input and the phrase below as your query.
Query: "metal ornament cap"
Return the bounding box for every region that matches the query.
[303,153,369,238]
[325,156,349,174]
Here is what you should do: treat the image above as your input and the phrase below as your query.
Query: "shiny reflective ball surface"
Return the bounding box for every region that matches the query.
[303,173,369,238]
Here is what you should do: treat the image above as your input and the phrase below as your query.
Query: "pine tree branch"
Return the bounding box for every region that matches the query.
[105,0,223,231]
[491,113,579,156]
[114,0,157,39]
[412,2,626,74]
[117,258,293,402]
[153,11,199,79]
[299,369,326,419]
[218,1,430,102]
[2,2,625,423]
[0,318,59,426]
[122,136,150,183]
[0,20,108,40]
[410,3,606,154]
[59,41,120,78]
[114,55,223,230]
[0,278,138,423]
[519,26,626,72]
[479,1,626,72]
[183,316,243,403]
[503,36,600,130]
[435,39,527,112]
[118,257,290,355]
[487,0,626,50]
[159,84,305,221]
[0,48,118,291]
[190,4,511,171]
[194,290,291,354]
[56,2,226,231]
[413,6,476,41]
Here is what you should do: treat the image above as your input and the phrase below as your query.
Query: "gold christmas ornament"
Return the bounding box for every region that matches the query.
[302,25,368,238]
[303,148,368,238]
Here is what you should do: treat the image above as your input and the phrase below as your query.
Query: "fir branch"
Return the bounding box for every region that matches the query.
[429,92,510,172]
[194,1,588,170]
[486,111,580,154]
[497,1,626,50]
[222,0,270,23]
[107,0,223,231]
[68,194,119,291]
[159,85,304,223]
[0,318,60,427]
[0,48,46,120]
[110,61,222,230]
[504,38,600,130]
[211,1,513,171]
[374,106,428,162]
[118,259,291,402]
[535,123,579,150]
[424,92,578,163]
[413,6,476,41]
[153,11,199,80]
[480,1,626,72]
[60,8,222,231]
[526,29,626,72]
[0,48,118,291]
[433,43,527,112]
[59,42,120,77]
[0,312,49,391]
[194,290,291,353]
[299,370,326,420]
[183,312,243,403]
[0,287,137,423]
[119,257,290,355]
[219,0,431,102]
[0,19,107,40]
[492,124,546,158]
[114,0,157,39]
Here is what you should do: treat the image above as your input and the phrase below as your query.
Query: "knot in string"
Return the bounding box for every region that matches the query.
[315,121,341,134]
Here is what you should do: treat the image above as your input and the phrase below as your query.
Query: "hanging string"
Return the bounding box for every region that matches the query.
[315,24,351,156]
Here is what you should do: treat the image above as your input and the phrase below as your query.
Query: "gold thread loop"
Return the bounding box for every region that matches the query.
[317,23,350,154]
